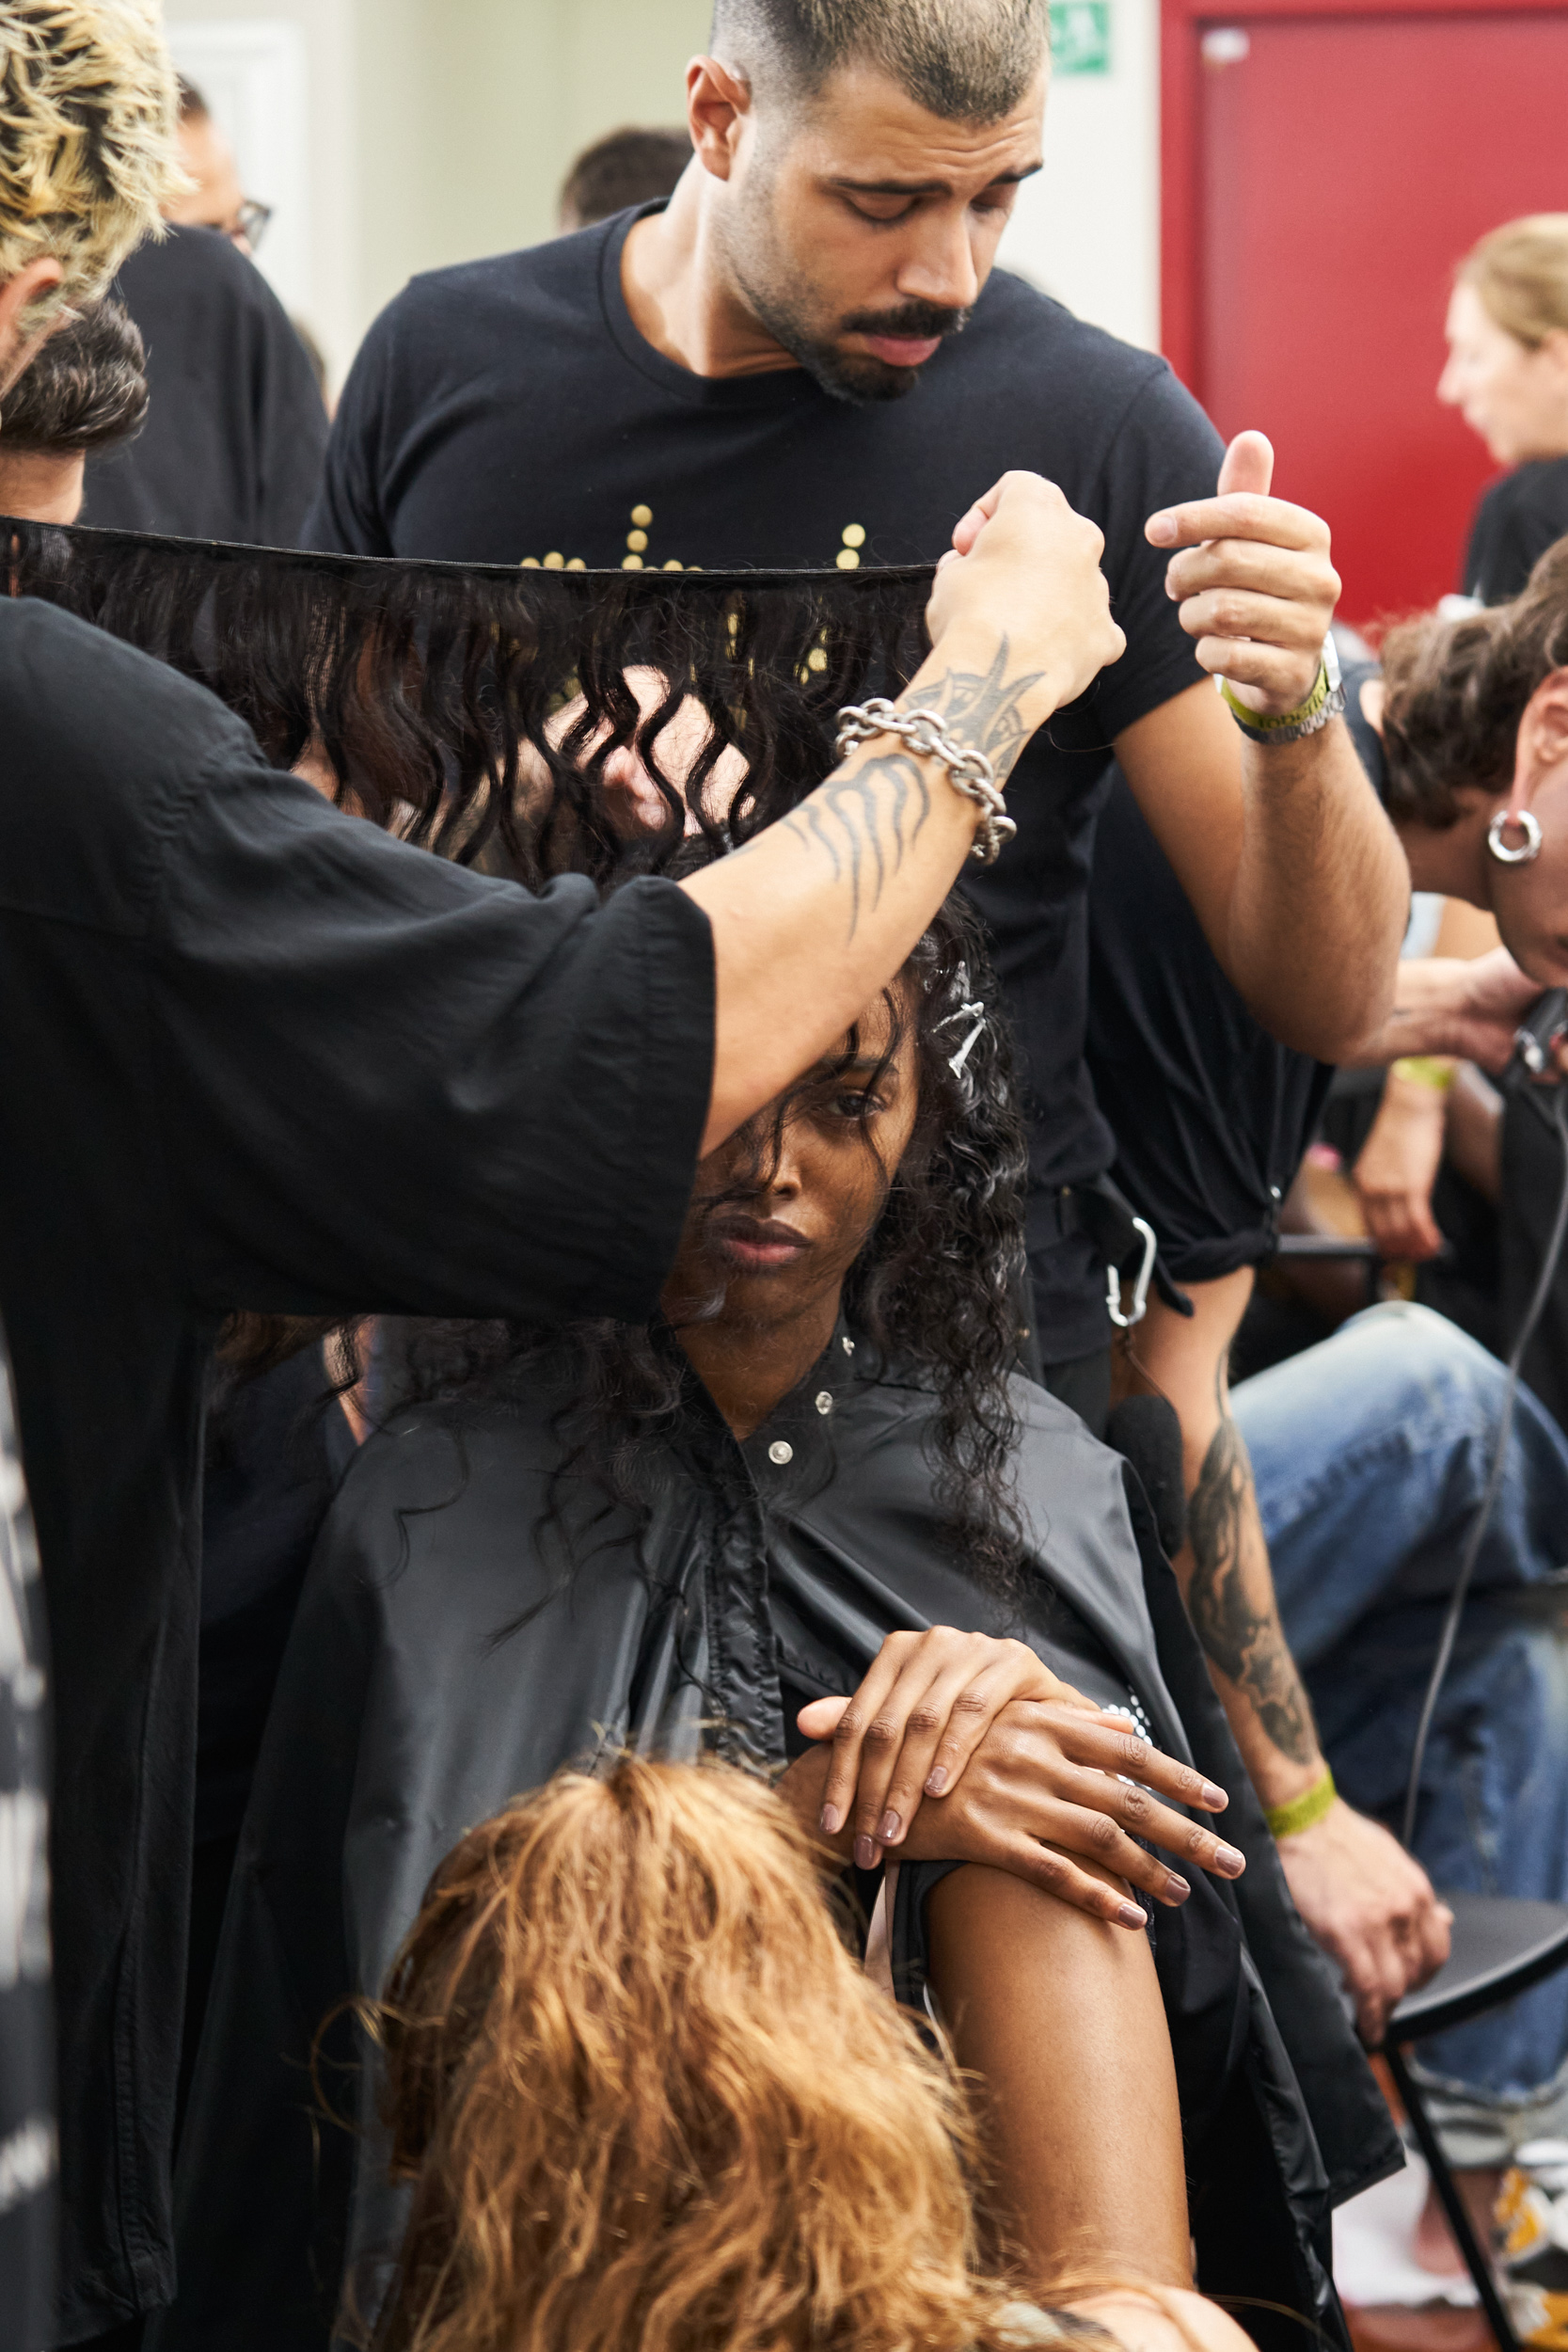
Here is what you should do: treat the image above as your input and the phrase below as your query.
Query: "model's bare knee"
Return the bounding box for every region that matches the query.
[926,1863,1191,2294]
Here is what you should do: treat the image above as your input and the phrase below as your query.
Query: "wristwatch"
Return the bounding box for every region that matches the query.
[1218,631,1345,745]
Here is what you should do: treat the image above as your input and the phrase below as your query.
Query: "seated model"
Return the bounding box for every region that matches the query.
[162,897,1397,2352]
[1083,534,1568,2283]
[371,1751,1255,2352]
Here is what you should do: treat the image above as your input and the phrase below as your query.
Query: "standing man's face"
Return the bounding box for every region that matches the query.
[707,59,1046,403]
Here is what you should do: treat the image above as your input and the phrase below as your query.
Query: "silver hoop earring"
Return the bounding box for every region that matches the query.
[1488,807,1544,865]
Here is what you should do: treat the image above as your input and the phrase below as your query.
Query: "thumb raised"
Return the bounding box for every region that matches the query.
[1218,428,1275,501]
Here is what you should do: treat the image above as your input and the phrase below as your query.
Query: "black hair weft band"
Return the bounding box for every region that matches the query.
[3,516,934,885]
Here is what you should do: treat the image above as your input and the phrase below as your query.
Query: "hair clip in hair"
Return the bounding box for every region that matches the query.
[1488,806,1544,865]
[938,998,988,1075]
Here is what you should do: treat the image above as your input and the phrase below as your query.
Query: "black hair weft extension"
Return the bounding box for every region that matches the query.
[3,517,934,886]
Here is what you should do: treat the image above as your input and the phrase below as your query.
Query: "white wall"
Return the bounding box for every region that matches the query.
[163,0,360,383]
[998,0,1161,352]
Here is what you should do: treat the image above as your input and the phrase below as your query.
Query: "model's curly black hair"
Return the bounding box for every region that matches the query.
[388,884,1029,1594]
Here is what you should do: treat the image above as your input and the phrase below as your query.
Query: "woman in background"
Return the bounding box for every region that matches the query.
[1441,215,1568,605]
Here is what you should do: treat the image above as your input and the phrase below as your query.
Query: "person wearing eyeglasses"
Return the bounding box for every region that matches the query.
[80,75,326,545]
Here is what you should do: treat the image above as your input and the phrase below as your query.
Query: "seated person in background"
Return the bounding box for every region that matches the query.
[85,75,327,542]
[1085,537,1568,2295]
[0,294,147,522]
[166,897,1397,2352]
[372,1753,1256,2352]
[556,122,691,231]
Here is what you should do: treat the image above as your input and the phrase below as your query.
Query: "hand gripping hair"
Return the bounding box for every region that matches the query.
[4,516,1027,1584]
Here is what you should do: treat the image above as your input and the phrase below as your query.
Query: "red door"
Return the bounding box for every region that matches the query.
[1163,0,1568,625]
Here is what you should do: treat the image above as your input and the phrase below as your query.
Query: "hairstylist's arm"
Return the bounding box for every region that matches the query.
[682,471,1123,1152]
[1117,433,1409,1060]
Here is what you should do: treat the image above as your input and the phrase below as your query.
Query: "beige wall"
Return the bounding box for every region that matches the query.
[164,1,708,385]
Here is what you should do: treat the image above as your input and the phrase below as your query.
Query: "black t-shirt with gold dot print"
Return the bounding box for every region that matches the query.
[306,205,1224,1361]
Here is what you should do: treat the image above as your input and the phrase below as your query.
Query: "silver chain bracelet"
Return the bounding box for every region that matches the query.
[834,697,1016,866]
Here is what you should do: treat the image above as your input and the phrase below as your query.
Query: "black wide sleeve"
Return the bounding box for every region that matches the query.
[145,744,714,1326]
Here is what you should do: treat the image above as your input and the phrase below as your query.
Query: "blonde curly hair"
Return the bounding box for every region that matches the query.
[369,1756,1042,2352]
[0,0,182,335]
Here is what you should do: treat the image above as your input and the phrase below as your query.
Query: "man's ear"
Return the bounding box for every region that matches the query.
[1513,667,1568,809]
[0,256,66,400]
[686,55,753,183]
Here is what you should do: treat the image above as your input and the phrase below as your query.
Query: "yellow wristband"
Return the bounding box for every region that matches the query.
[1219,660,1331,734]
[1264,1769,1337,1839]
[1391,1056,1457,1093]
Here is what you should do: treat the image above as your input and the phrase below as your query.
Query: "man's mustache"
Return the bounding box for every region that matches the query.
[837,301,972,342]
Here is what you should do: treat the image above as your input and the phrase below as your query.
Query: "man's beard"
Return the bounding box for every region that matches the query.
[736,262,971,404]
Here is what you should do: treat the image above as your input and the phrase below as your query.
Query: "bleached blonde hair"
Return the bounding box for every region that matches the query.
[0,1,182,334]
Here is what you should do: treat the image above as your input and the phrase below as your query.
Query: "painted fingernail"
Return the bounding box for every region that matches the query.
[1117,1902,1148,1930]
[1215,1843,1245,1875]
[854,1834,878,1871]
[877,1809,901,1845]
[925,1766,949,1796]
[1164,1871,1191,1902]
[818,1802,843,1838]
[1201,1781,1228,1809]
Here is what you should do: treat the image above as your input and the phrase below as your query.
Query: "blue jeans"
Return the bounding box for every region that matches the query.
[1234,1302,1568,2163]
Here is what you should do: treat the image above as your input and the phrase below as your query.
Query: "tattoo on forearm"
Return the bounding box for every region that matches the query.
[910,637,1049,780]
[1185,1386,1318,1767]
[735,636,1047,937]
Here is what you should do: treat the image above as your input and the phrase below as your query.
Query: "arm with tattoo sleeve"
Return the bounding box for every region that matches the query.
[1123,1270,1451,2040]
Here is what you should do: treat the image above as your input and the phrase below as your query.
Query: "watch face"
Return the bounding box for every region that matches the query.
[1323,628,1343,691]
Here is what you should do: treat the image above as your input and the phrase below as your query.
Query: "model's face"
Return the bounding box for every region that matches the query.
[167,116,250,249]
[664,991,922,1332]
[718,60,1045,403]
[1483,672,1568,983]
[1438,282,1568,467]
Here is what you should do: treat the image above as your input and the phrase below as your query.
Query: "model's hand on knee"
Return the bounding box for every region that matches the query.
[1275,1797,1452,2042]
[891,1694,1248,1928]
[797,1629,1227,1869]
[1353,1070,1449,1260]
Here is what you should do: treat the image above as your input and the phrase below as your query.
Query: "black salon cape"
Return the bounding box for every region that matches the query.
[0,596,714,2337]
[159,1341,1399,2352]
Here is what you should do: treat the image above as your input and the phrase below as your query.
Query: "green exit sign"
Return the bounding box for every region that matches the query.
[1051,0,1112,74]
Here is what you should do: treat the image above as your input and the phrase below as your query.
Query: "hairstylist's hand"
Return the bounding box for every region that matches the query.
[1147,431,1339,718]
[796,1627,1226,1867]
[931,471,1125,717]
[888,1694,1248,1927]
[1352,1071,1449,1260]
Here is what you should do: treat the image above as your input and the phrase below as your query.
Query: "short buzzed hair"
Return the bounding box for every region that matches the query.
[710,0,1049,120]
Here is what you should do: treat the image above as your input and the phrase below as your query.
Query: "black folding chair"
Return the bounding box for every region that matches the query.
[1375,1892,1568,2350]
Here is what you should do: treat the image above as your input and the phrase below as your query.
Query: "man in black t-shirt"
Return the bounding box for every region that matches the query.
[306,0,1408,1426]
